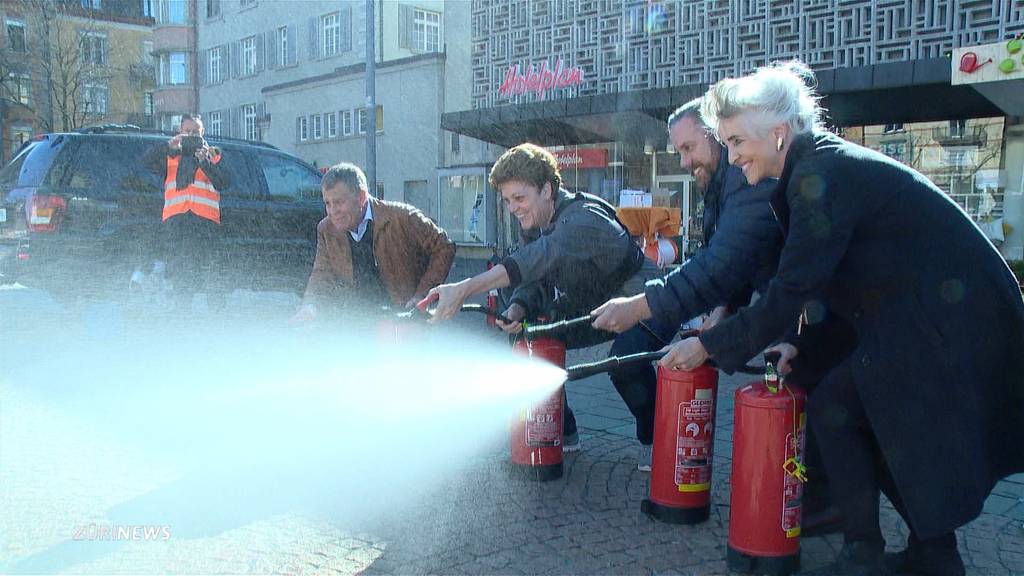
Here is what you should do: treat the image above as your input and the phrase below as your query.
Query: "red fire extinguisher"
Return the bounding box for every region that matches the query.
[727,354,807,576]
[641,363,719,524]
[510,336,566,482]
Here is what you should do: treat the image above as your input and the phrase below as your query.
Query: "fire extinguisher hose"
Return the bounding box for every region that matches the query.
[565,352,763,381]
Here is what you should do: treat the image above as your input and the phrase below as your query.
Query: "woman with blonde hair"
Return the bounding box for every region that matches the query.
[662,61,1024,576]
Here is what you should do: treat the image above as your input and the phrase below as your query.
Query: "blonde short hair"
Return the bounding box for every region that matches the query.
[701,60,823,139]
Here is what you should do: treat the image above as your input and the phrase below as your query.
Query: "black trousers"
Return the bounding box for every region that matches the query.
[163,213,224,309]
[607,316,679,445]
[809,358,957,554]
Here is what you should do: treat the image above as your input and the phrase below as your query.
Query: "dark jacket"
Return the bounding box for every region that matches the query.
[304,197,456,309]
[143,142,231,192]
[701,131,1024,538]
[643,146,781,329]
[502,189,643,336]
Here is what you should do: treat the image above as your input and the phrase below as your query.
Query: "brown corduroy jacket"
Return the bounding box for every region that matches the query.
[303,198,455,308]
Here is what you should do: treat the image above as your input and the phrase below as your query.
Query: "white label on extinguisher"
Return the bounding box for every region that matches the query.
[782,415,807,537]
[525,393,561,447]
[674,387,714,492]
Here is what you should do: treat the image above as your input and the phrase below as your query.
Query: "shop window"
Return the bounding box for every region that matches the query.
[440,171,488,245]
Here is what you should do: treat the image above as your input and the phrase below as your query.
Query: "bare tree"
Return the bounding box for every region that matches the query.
[0,0,112,132]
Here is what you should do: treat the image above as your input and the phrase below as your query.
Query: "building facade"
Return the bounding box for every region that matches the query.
[196,0,488,237]
[444,0,1024,260]
[148,0,198,131]
[0,0,155,162]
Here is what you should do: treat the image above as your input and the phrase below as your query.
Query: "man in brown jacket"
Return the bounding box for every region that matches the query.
[294,162,455,321]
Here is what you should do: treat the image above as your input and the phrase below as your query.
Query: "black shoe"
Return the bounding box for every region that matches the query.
[802,504,843,537]
[883,536,965,576]
[801,540,891,576]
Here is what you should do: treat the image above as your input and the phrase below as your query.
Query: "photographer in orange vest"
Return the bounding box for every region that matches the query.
[144,114,231,312]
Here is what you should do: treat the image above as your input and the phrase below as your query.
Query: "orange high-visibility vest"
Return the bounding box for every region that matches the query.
[162,154,221,224]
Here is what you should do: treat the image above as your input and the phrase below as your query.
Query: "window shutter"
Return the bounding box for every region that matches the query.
[296,115,302,142]
[287,25,297,65]
[340,4,351,52]
[398,4,411,49]
[219,46,228,81]
[266,30,277,69]
[231,107,241,138]
[229,41,238,78]
[198,48,207,85]
[257,101,266,122]
[256,33,265,72]
[307,16,319,60]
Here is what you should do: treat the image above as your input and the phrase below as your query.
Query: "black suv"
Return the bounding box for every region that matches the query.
[0,127,324,300]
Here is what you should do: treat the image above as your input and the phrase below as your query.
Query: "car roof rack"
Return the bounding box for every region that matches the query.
[73,124,279,150]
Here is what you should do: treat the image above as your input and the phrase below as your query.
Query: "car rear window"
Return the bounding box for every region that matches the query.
[0,136,66,189]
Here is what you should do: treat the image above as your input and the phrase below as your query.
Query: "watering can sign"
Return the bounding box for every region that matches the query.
[959,52,992,74]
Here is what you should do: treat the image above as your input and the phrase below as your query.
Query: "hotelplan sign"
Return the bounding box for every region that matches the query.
[498,58,584,99]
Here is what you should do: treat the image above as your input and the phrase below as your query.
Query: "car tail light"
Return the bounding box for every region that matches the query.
[28,194,66,232]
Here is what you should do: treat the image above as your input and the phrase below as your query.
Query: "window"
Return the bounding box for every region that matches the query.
[208,47,222,83]
[440,170,488,244]
[257,152,322,202]
[950,119,967,138]
[240,0,256,7]
[321,12,340,57]
[83,82,108,115]
[357,107,367,134]
[7,73,31,106]
[208,111,222,136]
[165,0,187,24]
[413,8,440,52]
[6,21,26,53]
[326,112,337,138]
[883,123,904,134]
[144,92,154,117]
[143,0,154,18]
[277,26,288,66]
[376,182,385,200]
[206,0,220,18]
[341,109,352,136]
[298,115,308,141]
[168,52,186,84]
[9,126,33,152]
[450,133,460,153]
[242,104,258,141]
[81,0,101,8]
[80,32,107,66]
[311,114,322,139]
[241,35,257,76]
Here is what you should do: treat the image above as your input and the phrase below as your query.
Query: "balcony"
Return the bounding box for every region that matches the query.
[932,125,987,148]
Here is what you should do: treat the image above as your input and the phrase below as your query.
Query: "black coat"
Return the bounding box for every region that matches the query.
[701,131,1024,538]
[644,147,781,328]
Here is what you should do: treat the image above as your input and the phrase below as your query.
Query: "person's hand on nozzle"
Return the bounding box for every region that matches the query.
[764,343,798,376]
[701,305,730,331]
[424,281,471,323]
[591,294,651,334]
[495,302,526,334]
[657,336,709,372]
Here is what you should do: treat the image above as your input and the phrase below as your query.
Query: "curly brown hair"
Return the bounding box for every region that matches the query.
[489,143,561,193]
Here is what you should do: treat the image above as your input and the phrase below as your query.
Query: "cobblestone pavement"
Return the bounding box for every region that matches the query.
[1,303,1023,575]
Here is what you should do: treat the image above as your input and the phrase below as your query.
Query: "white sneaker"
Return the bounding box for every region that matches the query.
[638,444,652,472]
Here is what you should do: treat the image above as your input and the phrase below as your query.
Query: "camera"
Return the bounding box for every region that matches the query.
[180,135,204,156]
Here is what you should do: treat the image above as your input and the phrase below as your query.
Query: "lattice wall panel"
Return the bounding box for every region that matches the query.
[471,0,1024,108]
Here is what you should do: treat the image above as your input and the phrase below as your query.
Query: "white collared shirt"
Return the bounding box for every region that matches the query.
[350,200,374,242]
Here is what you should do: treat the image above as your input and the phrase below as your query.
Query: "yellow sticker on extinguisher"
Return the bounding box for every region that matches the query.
[678,482,710,493]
